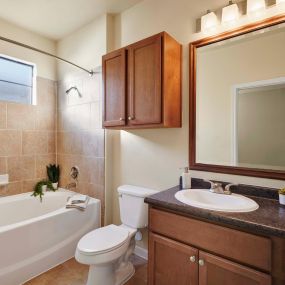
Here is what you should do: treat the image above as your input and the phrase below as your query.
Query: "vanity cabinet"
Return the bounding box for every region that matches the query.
[102,32,181,129]
[148,208,273,285]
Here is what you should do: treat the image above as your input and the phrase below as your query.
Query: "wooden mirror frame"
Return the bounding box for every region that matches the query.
[189,14,285,180]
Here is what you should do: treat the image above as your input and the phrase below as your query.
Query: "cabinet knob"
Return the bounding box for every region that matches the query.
[128,116,134,121]
[198,259,205,266]
[189,256,196,263]
[119,118,124,121]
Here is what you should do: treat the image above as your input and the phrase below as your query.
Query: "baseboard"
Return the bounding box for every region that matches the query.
[134,246,148,260]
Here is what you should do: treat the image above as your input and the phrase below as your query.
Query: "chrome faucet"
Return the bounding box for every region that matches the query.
[204,180,237,195]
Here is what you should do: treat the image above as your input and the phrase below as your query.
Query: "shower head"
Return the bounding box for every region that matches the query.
[65,86,82,97]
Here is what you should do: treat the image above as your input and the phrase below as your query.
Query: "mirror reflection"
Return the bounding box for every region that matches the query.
[196,23,285,171]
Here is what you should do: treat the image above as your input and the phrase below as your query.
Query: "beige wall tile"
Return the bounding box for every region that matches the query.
[88,157,105,186]
[7,156,36,182]
[22,131,48,155]
[36,106,56,130]
[0,102,6,129]
[37,77,56,107]
[36,154,56,178]
[0,157,7,174]
[0,130,21,156]
[57,132,82,155]
[90,102,102,130]
[23,179,41,193]
[6,181,22,195]
[7,103,36,130]
[47,132,56,154]
[82,130,104,157]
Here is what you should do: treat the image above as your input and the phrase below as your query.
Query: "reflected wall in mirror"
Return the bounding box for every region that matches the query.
[190,15,285,180]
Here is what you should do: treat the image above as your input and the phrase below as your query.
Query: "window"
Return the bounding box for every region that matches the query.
[0,55,36,105]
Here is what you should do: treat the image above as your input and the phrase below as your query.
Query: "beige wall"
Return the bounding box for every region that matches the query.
[0,77,56,196]
[0,18,56,80]
[196,28,285,166]
[107,0,285,249]
[56,14,114,80]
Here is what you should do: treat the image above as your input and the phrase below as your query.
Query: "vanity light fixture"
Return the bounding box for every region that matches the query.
[201,10,218,32]
[222,1,240,23]
[247,0,266,13]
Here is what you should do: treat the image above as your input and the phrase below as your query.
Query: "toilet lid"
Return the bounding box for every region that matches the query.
[77,224,129,255]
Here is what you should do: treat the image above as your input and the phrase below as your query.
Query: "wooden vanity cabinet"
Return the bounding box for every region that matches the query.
[102,32,181,129]
[148,208,274,285]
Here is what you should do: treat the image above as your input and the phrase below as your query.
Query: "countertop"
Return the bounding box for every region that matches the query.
[145,184,285,238]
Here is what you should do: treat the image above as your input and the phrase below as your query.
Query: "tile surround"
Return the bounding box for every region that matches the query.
[0,72,105,223]
[0,77,57,196]
[57,71,105,224]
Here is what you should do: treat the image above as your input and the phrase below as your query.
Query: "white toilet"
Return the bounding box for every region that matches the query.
[75,185,157,285]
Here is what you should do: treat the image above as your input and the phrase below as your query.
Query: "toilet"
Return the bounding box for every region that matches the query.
[75,185,157,285]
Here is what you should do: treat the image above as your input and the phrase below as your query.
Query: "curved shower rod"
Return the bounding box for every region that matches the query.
[0,35,97,76]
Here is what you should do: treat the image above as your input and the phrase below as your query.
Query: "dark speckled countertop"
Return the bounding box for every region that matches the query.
[145,179,285,238]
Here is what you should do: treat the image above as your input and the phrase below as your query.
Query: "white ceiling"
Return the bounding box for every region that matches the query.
[0,0,142,40]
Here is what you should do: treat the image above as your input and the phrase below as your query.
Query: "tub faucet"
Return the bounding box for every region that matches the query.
[66,182,77,190]
[204,180,237,195]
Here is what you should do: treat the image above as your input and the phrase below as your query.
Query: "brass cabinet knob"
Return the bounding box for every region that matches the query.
[128,116,134,121]
[198,259,205,266]
[189,256,196,263]
[119,118,124,121]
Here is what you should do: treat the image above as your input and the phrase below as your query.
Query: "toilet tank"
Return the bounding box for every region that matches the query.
[118,185,157,229]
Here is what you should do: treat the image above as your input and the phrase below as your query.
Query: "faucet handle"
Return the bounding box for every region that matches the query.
[225,183,238,194]
[203,179,217,189]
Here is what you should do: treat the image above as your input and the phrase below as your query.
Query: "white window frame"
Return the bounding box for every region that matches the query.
[0,54,37,105]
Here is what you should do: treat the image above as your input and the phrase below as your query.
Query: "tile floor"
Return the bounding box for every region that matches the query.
[25,255,147,285]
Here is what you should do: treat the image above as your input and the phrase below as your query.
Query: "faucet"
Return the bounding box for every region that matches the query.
[204,180,237,195]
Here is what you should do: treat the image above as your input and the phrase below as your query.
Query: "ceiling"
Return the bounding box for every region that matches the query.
[0,0,142,40]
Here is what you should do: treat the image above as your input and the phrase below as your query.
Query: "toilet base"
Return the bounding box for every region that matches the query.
[115,262,135,285]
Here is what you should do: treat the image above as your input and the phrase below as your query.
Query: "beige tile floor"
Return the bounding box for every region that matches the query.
[25,255,147,285]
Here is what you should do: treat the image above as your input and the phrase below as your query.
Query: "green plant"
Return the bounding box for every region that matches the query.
[46,164,60,183]
[31,180,55,202]
[279,188,285,195]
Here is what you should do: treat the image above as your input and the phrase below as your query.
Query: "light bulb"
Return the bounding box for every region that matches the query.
[201,10,218,32]
[247,0,266,13]
[222,1,240,23]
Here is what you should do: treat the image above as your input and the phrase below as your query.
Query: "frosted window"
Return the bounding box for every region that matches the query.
[0,56,35,104]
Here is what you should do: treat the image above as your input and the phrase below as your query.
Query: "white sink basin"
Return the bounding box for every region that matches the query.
[175,189,259,212]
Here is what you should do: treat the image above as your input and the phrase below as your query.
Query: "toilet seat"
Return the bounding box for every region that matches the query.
[77,224,130,256]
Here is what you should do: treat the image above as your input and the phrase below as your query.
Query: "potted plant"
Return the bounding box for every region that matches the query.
[279,188,285,205]
[47,164,60,190]
[31,180,54,202]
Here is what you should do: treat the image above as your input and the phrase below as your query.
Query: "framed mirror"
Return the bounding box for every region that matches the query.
[189,15,285,180]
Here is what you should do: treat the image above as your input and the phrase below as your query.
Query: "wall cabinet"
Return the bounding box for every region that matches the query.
[148,208,276,285]
[102,32,181,129]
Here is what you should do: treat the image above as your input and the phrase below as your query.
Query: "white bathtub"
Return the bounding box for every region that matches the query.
[0,189,101,285]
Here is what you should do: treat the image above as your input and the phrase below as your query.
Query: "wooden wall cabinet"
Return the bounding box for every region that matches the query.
[148,208,279,285]
[102,32,182,129]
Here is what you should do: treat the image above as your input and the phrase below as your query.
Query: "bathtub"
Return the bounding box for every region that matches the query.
[0,189,101,285]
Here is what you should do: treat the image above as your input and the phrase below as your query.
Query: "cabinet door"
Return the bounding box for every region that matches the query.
[128,34,162,126]
[149,232,198,285]
[102,49,126,127]
[199,251,271,285]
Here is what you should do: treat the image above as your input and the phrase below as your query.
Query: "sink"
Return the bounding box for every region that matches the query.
[175,189,259,212]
